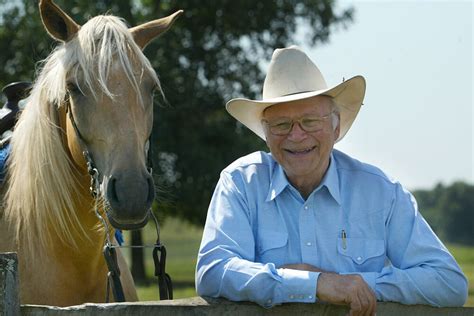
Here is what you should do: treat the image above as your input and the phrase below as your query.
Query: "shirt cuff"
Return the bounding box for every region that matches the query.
[274,269,319,305]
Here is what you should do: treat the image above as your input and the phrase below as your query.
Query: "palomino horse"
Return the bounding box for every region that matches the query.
[0,0,181,306]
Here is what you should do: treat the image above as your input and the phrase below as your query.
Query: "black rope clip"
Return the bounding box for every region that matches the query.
[103,244,125,302]
[153,242,173,300]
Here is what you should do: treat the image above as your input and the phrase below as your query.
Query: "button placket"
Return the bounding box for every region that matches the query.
[299,201,317,263]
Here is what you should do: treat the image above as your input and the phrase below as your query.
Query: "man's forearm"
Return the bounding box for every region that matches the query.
[355,265,468,307]
[197,255,319,307]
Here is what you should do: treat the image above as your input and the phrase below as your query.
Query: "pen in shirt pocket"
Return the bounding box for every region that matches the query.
[341,229,347,250]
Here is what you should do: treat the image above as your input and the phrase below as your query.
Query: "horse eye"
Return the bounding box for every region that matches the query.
[66,82,82,95]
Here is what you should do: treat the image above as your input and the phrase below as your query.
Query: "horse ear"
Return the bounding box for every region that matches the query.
[39,0,80,42]
[130,10,183,50]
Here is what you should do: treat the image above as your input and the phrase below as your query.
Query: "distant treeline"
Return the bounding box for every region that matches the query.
[413,181,473,246]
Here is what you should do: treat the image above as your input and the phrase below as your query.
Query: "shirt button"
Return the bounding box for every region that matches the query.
[304,205,308,210]
[289,294,295,299]
[267,299,272,304]
[357,256,362,261]
[306,242,312,246]
[308,295,313,299]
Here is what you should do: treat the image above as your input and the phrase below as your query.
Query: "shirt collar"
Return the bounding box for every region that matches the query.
[266,160,289,202]
[319,152,341,205]
[265,152,341,204]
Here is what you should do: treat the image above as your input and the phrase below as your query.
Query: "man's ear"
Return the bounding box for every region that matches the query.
[130,10,183,50]
[334,113,341,140]
[39,0,80,42]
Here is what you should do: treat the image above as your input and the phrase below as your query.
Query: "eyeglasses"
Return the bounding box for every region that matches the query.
[262,111,334,136]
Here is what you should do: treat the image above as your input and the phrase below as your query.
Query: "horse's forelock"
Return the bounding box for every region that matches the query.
[33,15,159,107]
[72,15,160,102]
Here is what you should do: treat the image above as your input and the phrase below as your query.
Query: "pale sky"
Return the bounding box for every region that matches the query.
[301,0,473,190]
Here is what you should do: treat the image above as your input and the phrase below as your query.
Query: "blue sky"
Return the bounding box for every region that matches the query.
[298,0,473,190]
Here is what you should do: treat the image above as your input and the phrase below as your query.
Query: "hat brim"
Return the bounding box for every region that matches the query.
[226,75,366,142]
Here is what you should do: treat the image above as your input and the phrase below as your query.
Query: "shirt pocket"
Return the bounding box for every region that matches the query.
[256,231,288,266]
[337,237,385,272]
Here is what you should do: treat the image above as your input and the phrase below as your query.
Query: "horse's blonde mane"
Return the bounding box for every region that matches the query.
[4,15,160,254]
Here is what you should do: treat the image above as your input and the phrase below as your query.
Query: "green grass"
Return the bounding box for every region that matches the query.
[447,243,474,306]
[123,218,474,306]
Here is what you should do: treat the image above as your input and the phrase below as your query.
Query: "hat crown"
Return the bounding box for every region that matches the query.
[262,46,328,99]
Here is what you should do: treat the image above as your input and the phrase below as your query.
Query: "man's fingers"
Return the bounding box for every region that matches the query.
[360,285,376,316]
[354,290,370,316]
[361,282,376,316]
[366,288,377,316]
[349,297,362,316]
[347,277,376,316]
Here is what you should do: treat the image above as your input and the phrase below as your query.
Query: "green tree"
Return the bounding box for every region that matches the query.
[414,182,474,246]
[0,0,353,226]
[414,183,445,234]
[437,182,474,245]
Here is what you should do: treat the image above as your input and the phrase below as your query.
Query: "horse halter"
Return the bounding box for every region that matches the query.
[63,99,173,302]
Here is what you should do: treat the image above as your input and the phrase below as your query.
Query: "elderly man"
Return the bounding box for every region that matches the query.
[195,46,467,314]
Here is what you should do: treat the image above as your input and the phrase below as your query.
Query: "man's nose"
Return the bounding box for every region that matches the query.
[287,121,307,141]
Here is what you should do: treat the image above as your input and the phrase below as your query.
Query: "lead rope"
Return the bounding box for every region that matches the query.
[146,137,172,299]
[64,101,173,302]
[151,212,173,300]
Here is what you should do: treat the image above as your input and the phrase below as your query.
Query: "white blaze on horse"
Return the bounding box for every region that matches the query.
[0,0,181,306]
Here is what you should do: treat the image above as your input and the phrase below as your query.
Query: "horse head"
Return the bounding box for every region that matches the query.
[38,0,182,230]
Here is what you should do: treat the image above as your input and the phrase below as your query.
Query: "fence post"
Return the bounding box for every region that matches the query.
[0,252,20,316]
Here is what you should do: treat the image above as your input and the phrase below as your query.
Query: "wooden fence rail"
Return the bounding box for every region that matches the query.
[0,252,20,316]
[2,252,472,316]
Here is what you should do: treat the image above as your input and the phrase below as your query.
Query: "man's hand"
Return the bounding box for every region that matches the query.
[317,273,376,316]
[280,263,327,273]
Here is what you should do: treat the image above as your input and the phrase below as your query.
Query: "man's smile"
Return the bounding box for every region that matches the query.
[284,145,317,155]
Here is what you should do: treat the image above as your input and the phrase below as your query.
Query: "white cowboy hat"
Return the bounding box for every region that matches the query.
[226,45,366,142]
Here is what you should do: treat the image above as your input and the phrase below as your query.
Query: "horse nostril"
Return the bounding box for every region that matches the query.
[107,176,118,204]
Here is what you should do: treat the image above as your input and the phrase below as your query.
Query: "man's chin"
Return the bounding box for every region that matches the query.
[284,164,316,178]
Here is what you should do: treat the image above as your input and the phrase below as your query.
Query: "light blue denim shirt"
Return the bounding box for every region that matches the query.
[195,149,468,307]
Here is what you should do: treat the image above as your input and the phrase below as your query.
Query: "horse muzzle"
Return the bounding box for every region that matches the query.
[103,171,155,230]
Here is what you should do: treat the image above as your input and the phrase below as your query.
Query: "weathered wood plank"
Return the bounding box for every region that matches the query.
[20,296,474,316]
[0,252,20,316]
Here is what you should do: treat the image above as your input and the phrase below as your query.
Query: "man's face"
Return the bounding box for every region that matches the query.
[262,95,339,186]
